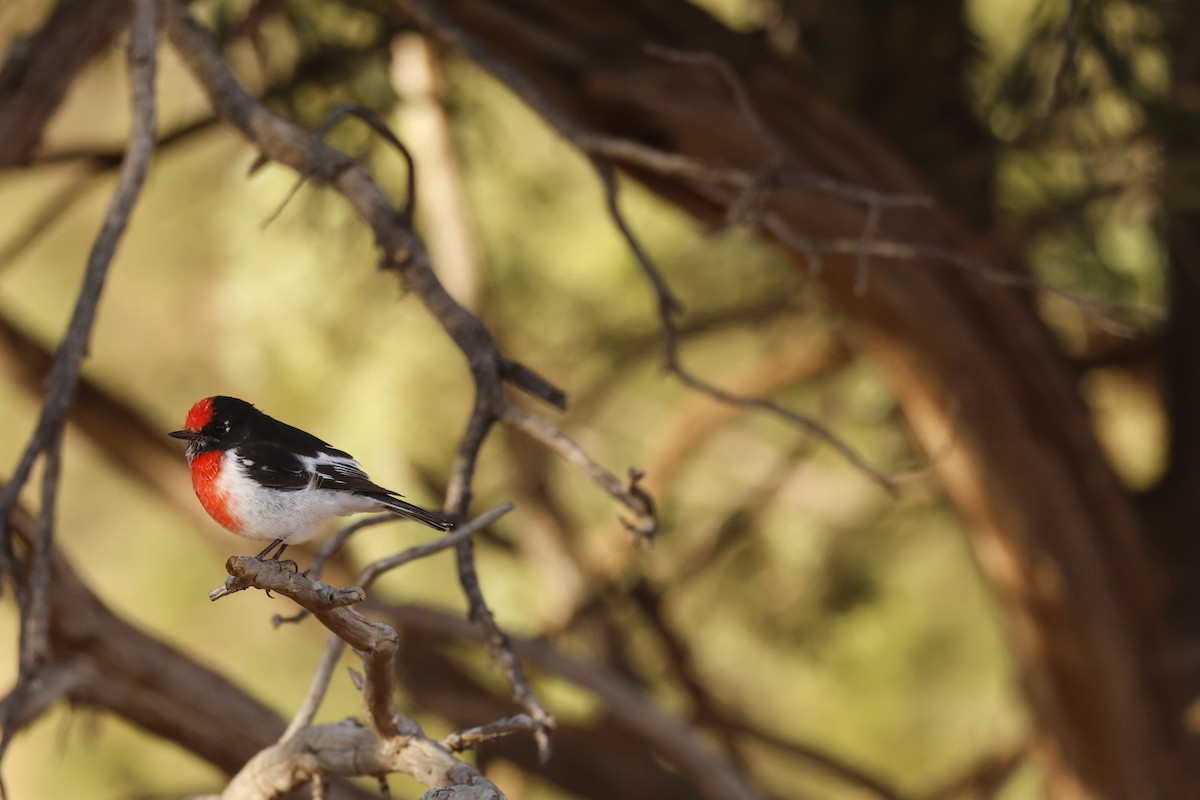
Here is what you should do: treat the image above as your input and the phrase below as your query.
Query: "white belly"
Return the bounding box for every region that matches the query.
[219,450,379,543]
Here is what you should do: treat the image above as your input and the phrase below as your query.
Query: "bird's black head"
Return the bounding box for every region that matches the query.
[168,396,259,462]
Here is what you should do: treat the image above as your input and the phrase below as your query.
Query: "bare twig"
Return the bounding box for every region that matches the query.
[221,719,500,800]
[314,103,418,223]
[643,45,788,166]
[443,402,557,760]
[443,714,540,753]
[0,0,158,777]
[593,160,898,493]
[309,514,398,582]
[499,403,656,538]
[759,214,1158,335]
[273,515,407,627]
[395,0,1157,341]
[380,603,764,800]
[359,503,513,590]
[216,503,514,794]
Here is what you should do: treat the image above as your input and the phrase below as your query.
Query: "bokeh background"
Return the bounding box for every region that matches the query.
[0,0,1174,798]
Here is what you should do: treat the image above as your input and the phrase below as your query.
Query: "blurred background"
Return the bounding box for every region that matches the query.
[0,0,1177,798]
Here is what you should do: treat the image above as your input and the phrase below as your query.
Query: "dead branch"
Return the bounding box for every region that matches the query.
[442,714,541,753]
[221,720,500,800]
[380,602,766,800]
[498,404,655,538]
[205,510,518,798]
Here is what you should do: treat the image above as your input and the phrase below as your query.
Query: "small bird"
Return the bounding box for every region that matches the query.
[169,396,451,561]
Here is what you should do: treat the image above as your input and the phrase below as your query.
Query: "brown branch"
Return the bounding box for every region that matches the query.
[1,497,379,796]
[0,0,132,169]
[442,400,556,759]
[314,103,418,224]
[593,159,899,493]
[378,603,764,800]
[208,505,514,797]
[498,403,656,538]
[221,720,500,800]
[209,551,508,798]
[442,714,541,753]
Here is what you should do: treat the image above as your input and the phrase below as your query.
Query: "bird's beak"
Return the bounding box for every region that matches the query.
[169,429,200,441]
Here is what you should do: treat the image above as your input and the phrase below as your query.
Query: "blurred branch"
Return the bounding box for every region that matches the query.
[0,0,132,168]
[381,602,766,800]
[0,311,197,514]
[0,1,157,788]
[499,403,655,540]
[598,158,896,488]
[392,33,484,312]
[625,577,909,800]
[924,741,1029,800]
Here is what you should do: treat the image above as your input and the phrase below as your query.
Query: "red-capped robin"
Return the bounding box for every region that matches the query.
[169,396,451,560]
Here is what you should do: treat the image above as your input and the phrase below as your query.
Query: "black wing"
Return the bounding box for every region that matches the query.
[233,441,313,492]
[311,455,398,497]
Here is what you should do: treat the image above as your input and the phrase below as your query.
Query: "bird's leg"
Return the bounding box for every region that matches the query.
[252,538,299,574]
[255,539,286,560]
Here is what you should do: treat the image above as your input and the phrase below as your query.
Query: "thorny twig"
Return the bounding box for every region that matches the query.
[0,0,158,783]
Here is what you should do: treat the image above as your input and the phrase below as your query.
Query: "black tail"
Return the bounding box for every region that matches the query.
[374,494,453,530]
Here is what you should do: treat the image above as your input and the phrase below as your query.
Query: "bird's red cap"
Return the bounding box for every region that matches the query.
[184,396,215,432]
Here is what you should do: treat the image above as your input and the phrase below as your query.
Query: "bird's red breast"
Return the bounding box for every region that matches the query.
[191,449,242,533]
